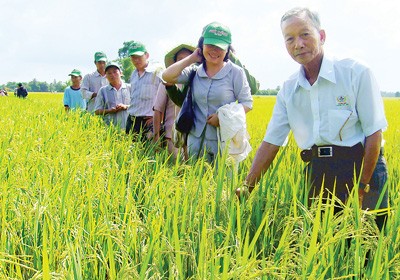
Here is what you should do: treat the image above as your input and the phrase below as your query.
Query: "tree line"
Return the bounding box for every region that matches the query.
[1,79,69,93]
[0,41,137,93]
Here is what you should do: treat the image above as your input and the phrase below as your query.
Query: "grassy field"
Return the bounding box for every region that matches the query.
[0,93,399,279]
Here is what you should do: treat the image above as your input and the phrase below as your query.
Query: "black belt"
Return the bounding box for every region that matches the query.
[130,115,149,121]
[300,143,365,162]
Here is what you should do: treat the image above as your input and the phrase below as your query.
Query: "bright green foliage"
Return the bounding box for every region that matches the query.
[0,94,399,279]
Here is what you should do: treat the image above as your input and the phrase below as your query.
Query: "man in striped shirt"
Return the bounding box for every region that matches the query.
[126,42,163,141]
[81,51,109,113]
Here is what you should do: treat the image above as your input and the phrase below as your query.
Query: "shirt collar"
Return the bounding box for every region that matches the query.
[133,61,164,79]
[294,55,336,91]
[197,60,233,79]
[106,82,127,91]
[94,70,106,77]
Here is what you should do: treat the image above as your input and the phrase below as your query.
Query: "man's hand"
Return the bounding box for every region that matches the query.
[115,104,128,111]
[144,116,153,127]
[235,182,254,200]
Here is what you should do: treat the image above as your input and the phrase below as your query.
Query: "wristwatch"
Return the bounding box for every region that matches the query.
[359,182,370,193]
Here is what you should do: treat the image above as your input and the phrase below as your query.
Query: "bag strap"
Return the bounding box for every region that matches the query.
[187,69,196,95]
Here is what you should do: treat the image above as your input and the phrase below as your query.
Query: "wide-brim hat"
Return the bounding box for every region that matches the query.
[164,44,196,67]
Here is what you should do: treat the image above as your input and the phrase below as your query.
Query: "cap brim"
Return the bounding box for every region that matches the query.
[69,74,81,77]
[95,58,107,62]
[164,44,196,67]
[105,65,120,72]
[203,38,229,50]
[129,51,145,56]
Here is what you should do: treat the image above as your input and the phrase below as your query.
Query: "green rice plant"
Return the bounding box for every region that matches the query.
[0,93,399,279]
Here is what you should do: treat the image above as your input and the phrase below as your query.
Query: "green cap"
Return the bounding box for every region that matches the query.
[202,22,231,50]
[68,69,82,77]
[94,51,107,62]
[164,44,196,67]
[128,42,147,56]
[105,62,121,72]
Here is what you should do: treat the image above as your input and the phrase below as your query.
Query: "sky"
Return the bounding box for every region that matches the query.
[1,0,400,92]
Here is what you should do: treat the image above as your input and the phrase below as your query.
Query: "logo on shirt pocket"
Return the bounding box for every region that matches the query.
[336,95,349,107]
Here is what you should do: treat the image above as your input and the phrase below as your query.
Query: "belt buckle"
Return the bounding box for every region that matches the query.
[318,146,333,157]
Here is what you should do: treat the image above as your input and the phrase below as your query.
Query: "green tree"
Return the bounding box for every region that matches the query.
[28,79,39,92]
[39,82,49,92]
[50,79,68,92]
[118,41,135,58]
[5,82,18,92]
[117,41,136,83]
[118,57,134,83]
[256,87,279,96]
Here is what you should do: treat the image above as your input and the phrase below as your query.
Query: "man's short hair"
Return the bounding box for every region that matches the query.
[281,7,321,30]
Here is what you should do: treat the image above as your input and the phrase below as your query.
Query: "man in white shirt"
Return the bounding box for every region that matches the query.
[241,7,388,228]
[81,51,109,113]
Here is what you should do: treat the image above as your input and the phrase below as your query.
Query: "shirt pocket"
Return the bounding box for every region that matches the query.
[328,109,357,141]
[140,84,157,101]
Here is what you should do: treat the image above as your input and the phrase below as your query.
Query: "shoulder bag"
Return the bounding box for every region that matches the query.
[174,70,197,134]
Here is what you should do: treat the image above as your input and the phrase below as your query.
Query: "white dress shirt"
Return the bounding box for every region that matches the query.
[264,55,387,150]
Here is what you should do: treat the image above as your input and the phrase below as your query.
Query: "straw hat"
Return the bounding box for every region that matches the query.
[164,44,196,68]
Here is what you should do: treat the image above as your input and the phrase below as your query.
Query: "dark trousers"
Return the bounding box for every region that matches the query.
[126,115,152,141]
[304,143,388,230]
[304,143,363,204]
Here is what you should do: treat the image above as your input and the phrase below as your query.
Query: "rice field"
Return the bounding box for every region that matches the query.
[0,93,399,279]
